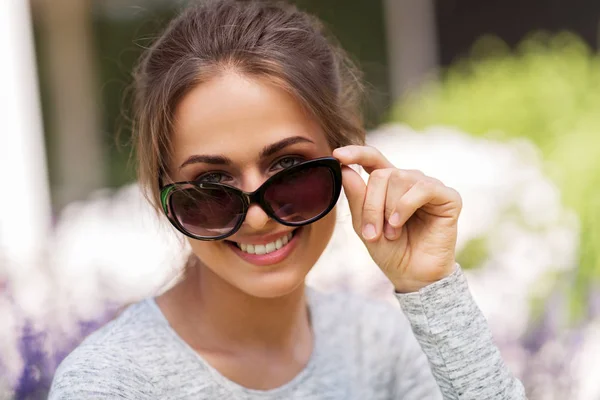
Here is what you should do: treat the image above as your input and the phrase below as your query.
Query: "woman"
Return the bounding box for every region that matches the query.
[50,0,526,398]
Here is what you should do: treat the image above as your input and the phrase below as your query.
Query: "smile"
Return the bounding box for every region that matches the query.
[235,232,294,255]
[227,228,301,266]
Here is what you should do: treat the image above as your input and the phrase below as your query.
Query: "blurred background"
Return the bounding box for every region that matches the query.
[1,0,600,398]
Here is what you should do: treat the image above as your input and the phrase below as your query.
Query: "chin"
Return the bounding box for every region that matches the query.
[235,268,309,299]
[225,232,318,299]
[192,211,337,299]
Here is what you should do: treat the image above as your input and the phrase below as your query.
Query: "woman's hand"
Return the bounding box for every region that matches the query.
[333,145,462,293]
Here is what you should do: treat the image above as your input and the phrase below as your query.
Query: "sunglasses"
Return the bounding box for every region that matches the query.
[160,157,342,241]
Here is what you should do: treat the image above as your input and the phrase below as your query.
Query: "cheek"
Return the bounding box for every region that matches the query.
[187,238,225,264]
[306,206,336,252]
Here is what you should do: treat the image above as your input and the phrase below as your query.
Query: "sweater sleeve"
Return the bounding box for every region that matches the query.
[394,265,527,399]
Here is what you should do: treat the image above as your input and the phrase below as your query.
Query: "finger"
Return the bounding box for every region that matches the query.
[385,170,425,226]
[361,169,393,241]
[333,145,394,174]
[382,221,398,241]
[340,166,366,235]
[383,170,419,239]
[393,179,454,228]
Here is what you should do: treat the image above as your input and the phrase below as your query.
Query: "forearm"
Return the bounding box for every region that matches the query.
[395,265,527,399]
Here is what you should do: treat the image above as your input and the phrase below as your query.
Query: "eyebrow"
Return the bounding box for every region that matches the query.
[179,135,315,170]
[261,136,314,159]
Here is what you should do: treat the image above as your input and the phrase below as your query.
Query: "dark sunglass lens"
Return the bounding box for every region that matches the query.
[170,186,244,237]
[264,165,335,224]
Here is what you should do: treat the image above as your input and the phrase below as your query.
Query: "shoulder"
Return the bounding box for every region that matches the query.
[49,300,161,399]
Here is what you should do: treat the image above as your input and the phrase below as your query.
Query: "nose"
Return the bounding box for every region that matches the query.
[243,203,271,230]
[240,172,271,230]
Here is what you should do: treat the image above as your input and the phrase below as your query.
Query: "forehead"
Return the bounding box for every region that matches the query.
[171,72,329,166]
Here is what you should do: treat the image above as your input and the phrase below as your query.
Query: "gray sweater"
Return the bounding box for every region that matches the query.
[49,266,526,399]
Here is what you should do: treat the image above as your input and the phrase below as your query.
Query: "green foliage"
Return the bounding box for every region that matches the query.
[393,32,600,320]
[456,236,489,270]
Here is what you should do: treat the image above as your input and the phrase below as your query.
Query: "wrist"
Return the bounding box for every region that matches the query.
[393,263,458,293]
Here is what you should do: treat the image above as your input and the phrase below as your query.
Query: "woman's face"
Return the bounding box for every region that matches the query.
[169,72,336,298]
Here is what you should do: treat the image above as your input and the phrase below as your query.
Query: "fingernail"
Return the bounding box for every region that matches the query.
[389,212,401,227]
[362,224,376,240]
[335,148,350,157]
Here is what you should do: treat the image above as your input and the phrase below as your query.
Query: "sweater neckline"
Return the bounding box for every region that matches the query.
[145,286,324,398]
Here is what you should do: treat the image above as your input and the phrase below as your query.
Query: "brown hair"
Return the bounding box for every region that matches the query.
[132,0,366,211]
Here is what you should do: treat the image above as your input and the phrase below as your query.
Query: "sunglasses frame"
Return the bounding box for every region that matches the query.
[159,157,342,241]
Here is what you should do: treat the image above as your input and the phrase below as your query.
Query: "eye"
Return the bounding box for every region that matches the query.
[271,156,303,171]
[196,171,231,183]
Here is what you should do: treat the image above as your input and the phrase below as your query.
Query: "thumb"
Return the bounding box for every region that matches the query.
[341,165,366,233]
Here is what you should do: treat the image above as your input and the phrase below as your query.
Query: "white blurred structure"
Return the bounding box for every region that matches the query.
[48,186,189,327]
[0,0,51,389]
[0,0,51,274]
[572,320,600,400]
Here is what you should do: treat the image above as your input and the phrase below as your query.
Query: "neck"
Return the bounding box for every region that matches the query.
[168,261,311,353]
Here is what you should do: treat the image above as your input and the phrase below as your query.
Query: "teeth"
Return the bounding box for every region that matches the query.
[255,244,266,255]
[236,232,293,255]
